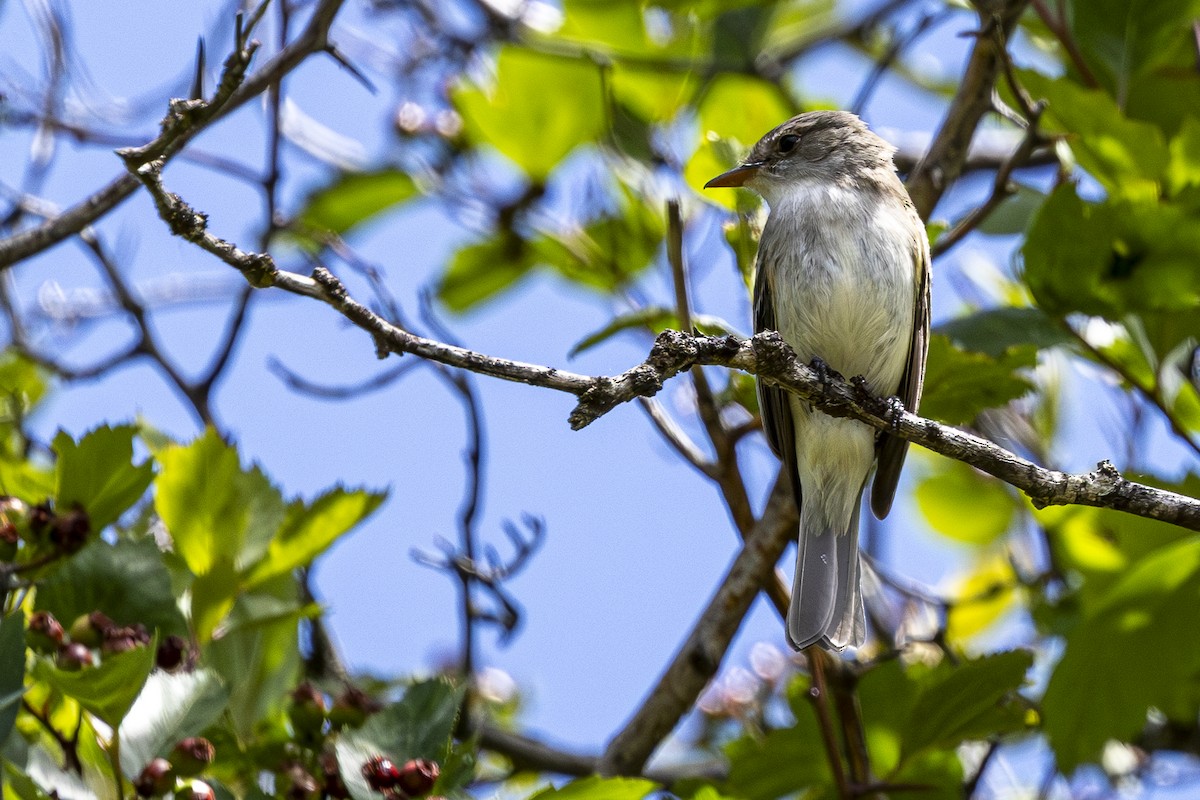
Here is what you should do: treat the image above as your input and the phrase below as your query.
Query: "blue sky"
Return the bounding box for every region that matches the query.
[3,2,1197,796]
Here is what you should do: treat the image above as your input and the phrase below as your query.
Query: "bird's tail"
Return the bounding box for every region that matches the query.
[787,492,865,651]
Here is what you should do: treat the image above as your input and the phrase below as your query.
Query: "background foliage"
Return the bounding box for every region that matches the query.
[0,0,1198,798]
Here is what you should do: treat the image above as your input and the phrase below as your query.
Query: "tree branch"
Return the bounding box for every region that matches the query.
[597,474,798,776]
[905,0,1031,219]
[0,0,347,269]
[130,164,1200,531]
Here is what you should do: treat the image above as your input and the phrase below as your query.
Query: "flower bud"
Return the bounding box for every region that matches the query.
[396,759,439,797]
[134,757,175,797]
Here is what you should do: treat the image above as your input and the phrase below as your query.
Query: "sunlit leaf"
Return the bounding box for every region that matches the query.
[34,637,158,728]
[455,47,605,180]
[915,458,1017,545]
[295,169,418,239]
[946,555,1020,646]
[529,776,656,800]
[118,669,229,776]
[53,425,154,532]
[1043,537,1200,771]
[244,487,385,588]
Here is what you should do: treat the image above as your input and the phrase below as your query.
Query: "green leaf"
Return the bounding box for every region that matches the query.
[921,334,1036,425]
[118,669,229,777]
[337,679,466,800]
[455,47,605,179]
[536,185,665,293]
[53,425,154,531]
[1165,115,1200,196]
[1043,536,1200,771]
[1066,0,1200,98]
[529,776,657,799]
[977,184,1047,236]
[3,762,55,800]
[1023,185,1200,319]
[295,169,418,239]
[946,555,1021,646]
[915,459,1017,545]
[0,351,49,431]
[437,232,538,313]
[1020,70,1168,197]
[0,614,26,745]
[245,487,385,588]
[936,306,1072,359]
[900,650,1033,760]
[155,429,247,577]
[33,637,158,727]
[688,73,794,206]
[37,538,186,637]
[723,675,831,799]
[190,558,240,643]
[204,574,304,738]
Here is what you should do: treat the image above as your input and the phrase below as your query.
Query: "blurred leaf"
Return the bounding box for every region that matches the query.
[0,351,49,430]
[244,487,385,588]
[0,458,54,506]
[901,650,1032,760]
[921,334,1036,424]
[37,538,186,637]
[1165,115,1200,196]
[1023,185,1200,320]
[155,429,251,577]
[1043,536,1200,771]
[3,763,54,800]
[571,307,737,356]
[711,6,770,71]
[338,679,465,800]
[295,169,418,239]
[611,63,698,122]
[946,555,1020,646]
[34,638,157,728]
[537,185,665,292]
[915,459,1016,545]
[190,558,240,644]
[723,675,830,799]
[53,425,154,532]
[455,47,605,180]
[529,776,657,799]
[1020,70,1168,198]
[0,614,25,746]
[977,184,1046,235]
[857,658,918,774]
[688,73,793,205]
[118,669,229,776]
[205,574,304,738]
[555,0,650,53]
[1066,0,1200,97]
[437,232,538,313]
[936,306,1072,359]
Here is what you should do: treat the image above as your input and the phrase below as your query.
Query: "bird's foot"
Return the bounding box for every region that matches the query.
[809,356,843,388]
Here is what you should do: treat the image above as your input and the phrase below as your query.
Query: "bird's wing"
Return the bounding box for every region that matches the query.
[754,246,803,509]
[870,229,930,519]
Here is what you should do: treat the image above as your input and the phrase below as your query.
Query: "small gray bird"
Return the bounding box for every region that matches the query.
[706,111,930,650]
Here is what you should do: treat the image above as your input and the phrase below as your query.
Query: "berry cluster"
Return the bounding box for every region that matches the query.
[361,756,442,799]
[133,737,216,798]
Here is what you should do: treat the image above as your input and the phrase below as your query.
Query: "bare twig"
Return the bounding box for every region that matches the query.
[906,0,1031,219]
[0,0,347,269]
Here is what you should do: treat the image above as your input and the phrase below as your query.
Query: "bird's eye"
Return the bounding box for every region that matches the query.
[778,134,800,153]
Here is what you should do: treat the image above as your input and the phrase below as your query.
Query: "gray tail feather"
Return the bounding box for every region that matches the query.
[787,495,866,651]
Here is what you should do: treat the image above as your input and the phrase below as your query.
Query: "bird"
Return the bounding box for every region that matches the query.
[705,111,930,650]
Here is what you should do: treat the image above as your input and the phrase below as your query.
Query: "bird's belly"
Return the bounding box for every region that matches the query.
[773,249,913,396]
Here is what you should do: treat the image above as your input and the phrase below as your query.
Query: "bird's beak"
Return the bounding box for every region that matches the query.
[704,162,761,188]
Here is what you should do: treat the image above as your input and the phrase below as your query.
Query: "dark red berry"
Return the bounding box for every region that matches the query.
[133,757,175,797]
[28,611,64,652]
[28,502,52,536]
[56,642,94,671]
[49,507,90,552]
[156,635,188,671]
[69,611,113,647]
[171,737,215,777]
[361,756,402,791]
[102,623,151,655]
[396,759,439,797]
